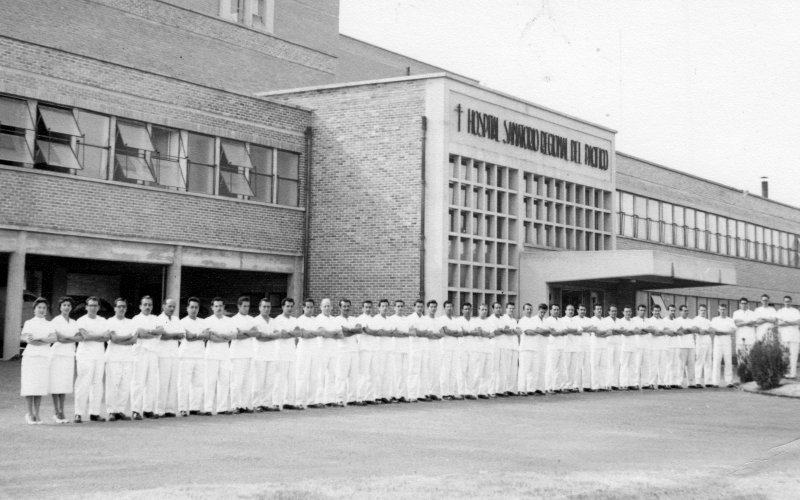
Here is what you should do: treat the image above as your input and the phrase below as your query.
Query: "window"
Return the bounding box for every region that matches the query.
[219,139,255,198]
[186,133,215,195]
[276,150,299,206]
[685,208,696,248]
[151,126,186,190]
[0,95,34,165]
[708,215,718,253]
[114,120,156,183]
[75,110,109,180]
[219,0,272,31]
[746,223,756,259]
[619,192,634,237]
[673,205,685,246]
[718,216,728,255]
[633,195,646,238]
[662,202,673,245]
[696,211,707,251]
[34,105,82,173]
[736,221,746,257]
[249,144,273,203]
[647,199,660,241]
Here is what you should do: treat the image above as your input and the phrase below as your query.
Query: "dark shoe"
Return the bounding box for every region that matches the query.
[200,412,212,416]
[163,413,176,418]
[132,412,143,421]
[143,411,155,419]
[189,410,200,416]
[118,413,131,421]
[350,401,365,406]
[496,392,508,398]
[477,395,489,399]
[465,395,478,400]
[453,395,465,400]
[89,414,104,422]
[726,383,735,388]
[74,415,82,424]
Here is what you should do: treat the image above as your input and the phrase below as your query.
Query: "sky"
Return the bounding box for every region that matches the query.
[339,1,800,207]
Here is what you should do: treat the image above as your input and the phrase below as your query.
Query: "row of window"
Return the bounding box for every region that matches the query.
[0,95,300,206]
[449,155,520,191]
[618,191,800,267]
[219,0,272,31]
[523,173,612,210]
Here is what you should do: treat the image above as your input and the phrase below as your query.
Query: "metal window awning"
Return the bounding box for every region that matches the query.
[0,132,33,163]
[35,140,82,169]
[39,106,81,136]
[115,153,155,182]
[116,121,154,151]
[521,249,737,290]
[0,96,32,129]
[219,168,255,197]
[221,139,253,169]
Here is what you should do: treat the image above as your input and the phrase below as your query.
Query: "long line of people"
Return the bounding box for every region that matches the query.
[18,293,800,424]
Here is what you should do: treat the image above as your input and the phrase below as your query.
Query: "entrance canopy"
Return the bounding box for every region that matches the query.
[521,249,737,290]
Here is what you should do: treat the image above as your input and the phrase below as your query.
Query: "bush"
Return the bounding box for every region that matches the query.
[749,335,788,390]
[735,347,753,384]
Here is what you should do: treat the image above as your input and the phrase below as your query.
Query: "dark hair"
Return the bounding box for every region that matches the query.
[237,296,251,306]
[394,299,404,306]
[698,304,707,309]
[259,297,270,306]
[739,297,749,303]
[761,294,769,300]
[679,305,688,311]
[362,300,373,306]
[506,302,515,308]
[211,296,225,305]
[113,297,127,307]
[187,297,201,306]
[426,300,438,308]
[33,297,49,309]
[491,302,502,308]
[636,304,647,310]
[340,299,351,307]
[443,300,453,308]
[281,297,294,307]
[537,303,547,311]
[57,296,74,309]
[140,295,153,304]
[86,296,100,306]
[414,299,425,307]
[784,295,792,301]
[378,299,390,307]
[303,298,315,306]
[462,302,472,309]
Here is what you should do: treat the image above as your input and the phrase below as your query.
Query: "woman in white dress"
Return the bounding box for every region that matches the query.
[20,298,57,424]
[50,297,80,423]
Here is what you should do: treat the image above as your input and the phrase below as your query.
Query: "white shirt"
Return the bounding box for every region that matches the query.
[658,316,678,348]
[544,316,565,349]
[406,313,426,350]
[675,317,695,349]
[178,316,207,359]
[776,307,800,343]
[50,315,78,358]
[754,305,777,340]
[21,316,54,358]
[603,316,621,345]
[229,313,257,359]
[562,316,582,352]
[620,317,639,352]
[204,315,234,360]
[463,317,486,352]
[414,315,440,352]
[590,316,607,346]
[106,316,136,362]
[296,314,319,352]
[693,316,713,345]
[315,313,340,355]
[497,314,519,349]
[711,316,736,336]
[131,313,161,354]
[253,315,277,361]
[387,314,411,353]
[519,315,548,351]
[157,313,183,358]
[732,309,757,346]
[336,315,360,353]
[438,315,462,351]
[75,315,107,361]
[643,316,663,349]
[271,314,298,361]
[365,315,391,351]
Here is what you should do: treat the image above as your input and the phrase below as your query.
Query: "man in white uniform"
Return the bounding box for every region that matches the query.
[406,300,425,402]
[296,299,321,408]
[315,298,344,406]
[356,300,378,404]
[387,300,413,402]
[733,298,757,356]
[641,305,662,390]
[754,294,777,341]
[74,296,109,423]
[178,297,207,416]
[657,305,678,390]
[156,298,184,417]
[497,303,519,396]
[365,300,394,403]
[545,304,566,393]
[458,303,479,399]
[591,305,610,391]
[427,301,445,401]
[270,298,298,410]
[202,297,235,415]
[229,296,258,413]
[252,298,276,411]
[710,303,736,387]
[518,303,549,395]
[626,305,648,389]
[776,295,800,378]
[379,300,399,403]
[604,306,623,390]
[105,298,136,421]
[674,305,696,388]
[562,305,582,392]
[439,300,464,399]
[691,304,714,388]
[575,305,596,391]
[336,299,361,405]
[131,295,163,420]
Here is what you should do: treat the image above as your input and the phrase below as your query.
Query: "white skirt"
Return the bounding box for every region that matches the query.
[20,356,50,396]
[49,356,75,394]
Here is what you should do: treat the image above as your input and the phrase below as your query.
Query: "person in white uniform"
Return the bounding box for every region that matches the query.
[625,305,648,389]
[754,294,777,342]
[674,305,696,388]
[387,300,413,402]
[545,304,567,393]
[202,297,236,415]
[410,300,443,400]
[252,297,275,411]
[50,297,80,424]
[178,297,207,416]
[776,295,800,378]
[131,295,163,420]
[406,300,425,402]
[336,299,361,405]
[518,303,549,395]
[640,305,662,390]
[229,296,259,413]
[733,298,757,356]
[458,303,478,399]
[75,296,109,422]
[657,305,678,389]
[379,301,399,403]
[20,298,57,425]
[665,305,683,389]
[156,298,184,418]
[439,300,464,400]
[710,303,735,387]
[603,306,623,390]
[270,298,298,410]
[590,305,610,391]
[295,299,321,409]
[691,304,714,388]
[365,300,393,403]
[562,305,582,392]
[497,303,519,396]
[356,300,378,404]
[426,301,445,401]
[315,298,344,406]
[105,298,137,421]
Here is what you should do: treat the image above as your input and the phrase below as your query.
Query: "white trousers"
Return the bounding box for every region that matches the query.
[296,347,322,406]
[546,348,568,391]
[565,351,584,390]
[131,350,159,413]
[204,359,231,413]
[695,340,713,385]
[582,346,594,390]
[157,357,179,414]
[230,358,254,409]
[428,347,443,397]
[786,341,800,378]
[393,352,411,399]
[657,347,673,386]
[358,350,380,401]
[319,353,338,404]
[592,346,610,390]
[620,349,642,387]
[337,351,360,403]
[494,347,518,394]
[178,358,204,412]
[640,348,658,387]
[417,350,432,398]
[711,335,733,386]
[75,358,104,417]
[518,349,547,393]
[674,348,696,386]
[382,351,398,399]
[253,359,275,408]
[440,349,463,397]
[277,360,295,407]
[408,350,422,400]
[464,351,490,396]
[608,342,623,388]
[105,361,132,414]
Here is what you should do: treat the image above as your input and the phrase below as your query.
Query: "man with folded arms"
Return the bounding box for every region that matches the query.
[296,299,321,409]
[733,298,757,356]
[493,303,519,397]
[544,304,566,393]
[203,297,236,415]
[229,296,258,414]
[561,305,582,392]
[439,300,464,400]
[131,295,163,420]
[640,305,662,390]
[406,300,425,402]
[74,296,110,423]
[776,295,800,379]
[411,300,444,400]
[253,298,277,411]
[754,294,777,342]
[365,300,394,403]
[178,297,207,416]
[387,300,413,402]
[315,298,344,406]
[518,303,549,395]
[270,298,298,410]
[673,305,696,388]
[590,305,610,391]
[105,298,136,421]
[691,304,714,388]
[156,298,184,418]
[336,299,361,405]
[710,303,736,388]
[656,305,678,389]
[356,300,378,404]
[623,305,647,390]
[603,306,623,390]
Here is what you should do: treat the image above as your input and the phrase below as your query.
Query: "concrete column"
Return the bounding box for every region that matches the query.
[3,233,26,360]
[286,255,304,302]
[165,245,182,302]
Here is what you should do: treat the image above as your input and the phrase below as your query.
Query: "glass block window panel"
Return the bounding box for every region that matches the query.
[38,106,81,136]
[115,153,155,182]
[35,140,81,170]
[0,132,33,163]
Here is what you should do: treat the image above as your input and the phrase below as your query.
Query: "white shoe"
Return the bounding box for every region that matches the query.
[25,414,36,425]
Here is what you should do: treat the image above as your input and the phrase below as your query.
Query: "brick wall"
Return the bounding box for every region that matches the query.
[0,167,304,254]
[272,81,428,305]
[0,0,335,94]
[617,153,800,233]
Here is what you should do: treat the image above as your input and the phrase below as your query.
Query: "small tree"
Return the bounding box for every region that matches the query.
[735,340,753,384]
[749,330,788,390]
